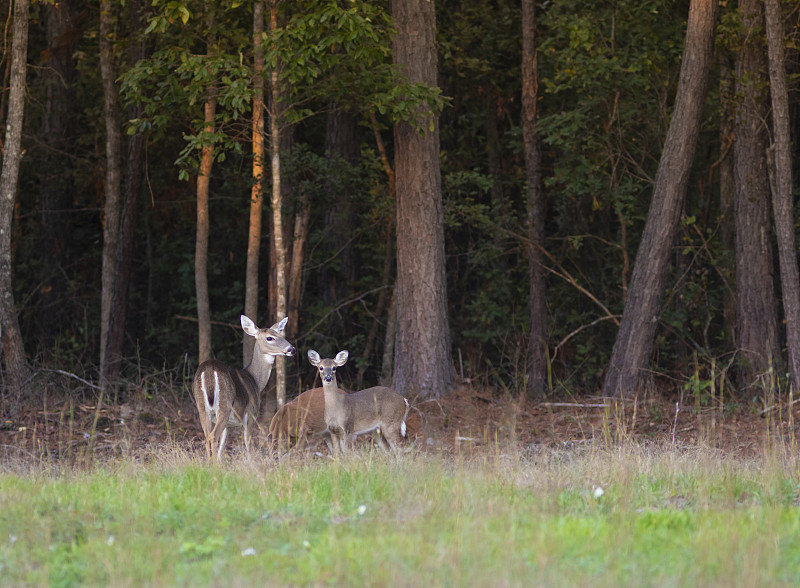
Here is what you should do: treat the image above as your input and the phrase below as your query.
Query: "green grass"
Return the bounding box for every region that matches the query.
[1,443,799,587]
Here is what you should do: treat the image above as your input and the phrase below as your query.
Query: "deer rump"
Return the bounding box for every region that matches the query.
[195,360,261,428]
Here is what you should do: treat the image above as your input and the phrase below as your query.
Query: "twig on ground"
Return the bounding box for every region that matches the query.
[540,402,608,408]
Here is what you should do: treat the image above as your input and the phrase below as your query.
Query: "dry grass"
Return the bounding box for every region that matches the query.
[3,371,800,586]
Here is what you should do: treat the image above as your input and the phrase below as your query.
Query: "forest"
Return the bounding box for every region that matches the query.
[1,0,798,415]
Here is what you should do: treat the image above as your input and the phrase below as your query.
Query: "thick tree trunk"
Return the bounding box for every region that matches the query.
[269,0,287,408]
[37,0,77,348]
[522,0,548,399]
[105,0,148,383]
[320,105,360,341]
[719,54,736,350]
[0,0,31,399]
[244,0,265,367]
[765,0,800,392]
[733,0,781,390]
[602,0,717,398]
[392,0,454,399]
[98,0,123,387]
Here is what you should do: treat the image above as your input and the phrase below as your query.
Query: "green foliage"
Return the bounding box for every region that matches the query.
[13,0,783,398]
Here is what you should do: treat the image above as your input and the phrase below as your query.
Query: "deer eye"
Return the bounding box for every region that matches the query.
[266,336,274,341]
[332,367,336,372]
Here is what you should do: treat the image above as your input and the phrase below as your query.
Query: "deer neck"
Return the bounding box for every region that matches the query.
[321,374,343,415]
[245,350,276,394]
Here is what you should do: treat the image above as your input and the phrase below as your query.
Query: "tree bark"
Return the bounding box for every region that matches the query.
[244,0,265,367]
[719,53,736,350]
[98,0,123,388]
[0,0,31,399]
[733,0,781,390]
[602,0,718,398]
[380,286,397,387]
[287,187,310,340]
[195,94,216,365]
[357,113,395,388]
[195,5,218,365]
[765,0,800,392]
[269,0,287,408]
[392,0,454,399]
[320,105,360,341]
[105,0,148,383]
[37,0,77,348]
[522,0,548,399]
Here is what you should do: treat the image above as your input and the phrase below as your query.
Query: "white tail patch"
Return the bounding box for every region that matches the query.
[201,370,221,424]
[401,421,406,437]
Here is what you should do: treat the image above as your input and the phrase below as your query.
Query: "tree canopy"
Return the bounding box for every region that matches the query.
[4,0,800,407]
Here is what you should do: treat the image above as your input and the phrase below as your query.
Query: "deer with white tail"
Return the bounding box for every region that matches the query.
[193,316,295,461]
[307,349,409,454]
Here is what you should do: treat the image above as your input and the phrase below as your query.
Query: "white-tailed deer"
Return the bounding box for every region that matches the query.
[192,315,295,461]
[307,349,409,454]
[267,386,343,453]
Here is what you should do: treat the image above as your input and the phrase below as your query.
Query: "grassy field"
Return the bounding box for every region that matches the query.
[1,441,800,587]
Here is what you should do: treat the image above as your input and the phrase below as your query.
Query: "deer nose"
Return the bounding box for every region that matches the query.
[324,374,332,382]
[286,345,296,356]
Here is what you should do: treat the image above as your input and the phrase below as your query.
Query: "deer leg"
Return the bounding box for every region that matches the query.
[243,413,252,457]
[217,427,229,461]
[377,429,392,451]
[196,401,214,460]
[329,427,345,456]
[381,424,402,451]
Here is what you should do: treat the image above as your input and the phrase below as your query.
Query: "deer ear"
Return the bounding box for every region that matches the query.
[241,315,259,336]
[307,350,321,366]
[271,316,289,333]
[334,350,349,366]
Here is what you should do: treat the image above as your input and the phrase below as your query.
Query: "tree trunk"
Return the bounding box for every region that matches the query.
[244,0,265,367]
[765,0,800,392]
[733,0,781,391]
[0,0,31,399]
[380,286,397,387]
[719,53,736,350]
[522,0,548,399]
[357,113,396,388]
[287,187,310,339]
[195,5,218,365]
[105,0,148,383]
[195,94,216,365]
[602,0,718,398]
[320,104,360,341]
[98,0,123,388]
[37,0,77,348]
[269,0,287,408]
[392,0,454,399]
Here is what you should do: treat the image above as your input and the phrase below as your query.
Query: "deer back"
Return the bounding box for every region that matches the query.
[345,386,408,434]
[269,386,347,443]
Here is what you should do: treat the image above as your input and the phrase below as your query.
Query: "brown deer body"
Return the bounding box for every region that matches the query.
[267,386,341,452]
[193,315,295,460]
[307,350,409,454]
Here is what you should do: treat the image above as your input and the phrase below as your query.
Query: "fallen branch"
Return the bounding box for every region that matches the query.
[539,402,607,408]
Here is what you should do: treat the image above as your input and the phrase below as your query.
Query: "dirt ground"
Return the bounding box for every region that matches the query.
[2,379,797,463]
